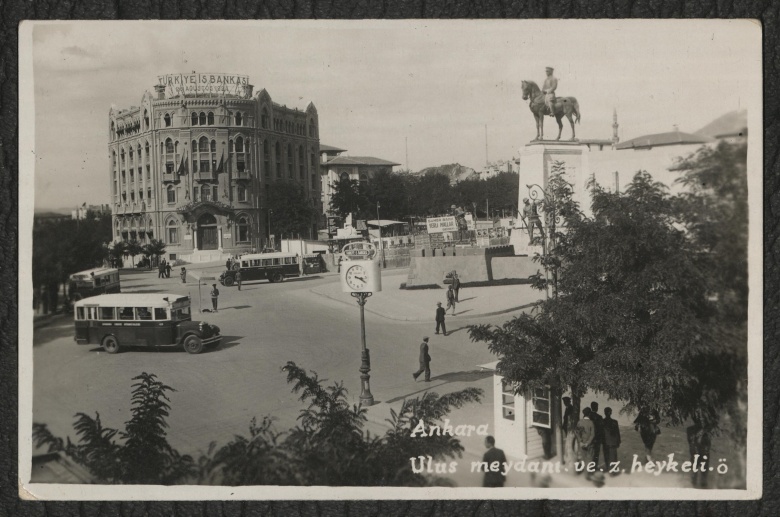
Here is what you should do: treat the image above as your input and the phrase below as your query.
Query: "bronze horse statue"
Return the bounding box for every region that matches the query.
[521,80,581,141]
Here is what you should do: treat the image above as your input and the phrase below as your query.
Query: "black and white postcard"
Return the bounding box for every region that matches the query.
[18,19,762,500]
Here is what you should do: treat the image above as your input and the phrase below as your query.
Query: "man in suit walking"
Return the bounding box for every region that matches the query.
[235,269,242,291]
[602,407,621,474]
[412,337,432,382]
[446,285,457,315]
[435,302,447,336]
[589,401,605,469]
[576,407,596,468]
[452,271,461,302]
[482,436,508,487]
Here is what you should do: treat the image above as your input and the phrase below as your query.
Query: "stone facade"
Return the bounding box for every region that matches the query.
[108,78,321,262]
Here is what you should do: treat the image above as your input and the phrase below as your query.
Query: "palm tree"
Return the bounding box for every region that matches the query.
[145,239,167,268]
[110,241,128,269]
[126,239,142,268]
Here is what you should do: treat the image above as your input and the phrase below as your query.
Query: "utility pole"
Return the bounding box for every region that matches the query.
[484,124,488,166]
[405,136,409,172]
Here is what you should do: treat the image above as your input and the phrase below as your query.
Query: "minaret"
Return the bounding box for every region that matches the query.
[612,108,619,145]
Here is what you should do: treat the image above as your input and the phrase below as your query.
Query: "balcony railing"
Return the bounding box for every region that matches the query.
[232,169,251,180]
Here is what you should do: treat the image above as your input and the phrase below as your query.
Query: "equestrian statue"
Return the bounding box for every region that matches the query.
[521,67,581,141]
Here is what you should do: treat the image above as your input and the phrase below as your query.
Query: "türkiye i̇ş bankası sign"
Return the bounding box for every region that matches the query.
[158,73,250,96]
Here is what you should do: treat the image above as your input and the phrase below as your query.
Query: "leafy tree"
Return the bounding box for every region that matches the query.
[33,373,194,484]
[142,239,167,268]
[408,174,453,216]
[470,148,747,470]
[366,170,409,221]
[110,240,128,268]
[329,178,371,219]
[126,239,142,268]
[267,182,317,239]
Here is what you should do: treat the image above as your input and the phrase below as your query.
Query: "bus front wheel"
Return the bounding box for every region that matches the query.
[223,276,235,287]
[183,335,204,354]
[102,335,120,354]
[271,272,284,283]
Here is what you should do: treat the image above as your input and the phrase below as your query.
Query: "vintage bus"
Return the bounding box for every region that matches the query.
[219,251,316,286]
[68,267,121,303]
[73,293,221,354]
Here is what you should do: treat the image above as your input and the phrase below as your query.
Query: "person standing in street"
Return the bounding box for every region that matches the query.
[576,408,595,471]
[210,283,220,312]
[446,285,457,315]
[412,337,431,382]
[235,269,242,291]
[158,261,165,279]
[602,407,621,474]
[226,257,232,270]
[589,401,604,469]
[180,267,187,284]
[165,262,171,278]
[452,271,461,302]
[435,302,447,336]
[482,436,508,487]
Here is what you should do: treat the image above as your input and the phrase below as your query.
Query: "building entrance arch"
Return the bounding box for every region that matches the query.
[197,213,218,250]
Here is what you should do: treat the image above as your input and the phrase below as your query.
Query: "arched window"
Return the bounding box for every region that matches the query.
[166,219,178,244]
[340,172,350,182]
[311,174,317,190]
[144,142,150,163]
[275,142,282,178]
[235,112,243,126]
[235,136,246,173]
[261,108,269,129]
[164,114,171,127]
[166,185,176,203]
[207,112,214,125]
[199,112,206,126]
[287,144,293,178]
[360,173,368,189]
[263,140,270,177]
[110,121,115,139]
[194,136,210,173]
[165,138,174,154]
[299,147,305,179]
[201,184,211,202]
[191,112,198,126]
[237,216,249,242]
[237,184,247,202]
[143,109,149,129]
[309,119,315,137]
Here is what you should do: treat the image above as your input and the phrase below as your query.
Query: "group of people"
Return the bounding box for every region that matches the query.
[571,401,623,478]
[157,259,172,278]
[434,271,461,336]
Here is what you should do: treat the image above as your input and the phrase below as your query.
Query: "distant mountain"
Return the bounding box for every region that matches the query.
[408,163,478,185]
[695,109,747,138]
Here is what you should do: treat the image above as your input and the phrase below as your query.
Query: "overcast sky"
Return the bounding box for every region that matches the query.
[25,20,760,210]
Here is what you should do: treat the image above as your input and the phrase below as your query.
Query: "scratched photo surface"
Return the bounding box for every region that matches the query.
[18,19,762,500]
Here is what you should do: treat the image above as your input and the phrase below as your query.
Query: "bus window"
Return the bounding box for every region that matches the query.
[77,307,85,320]
[136,307,153,320]
[154,307,168,320]
[99,307,115,320]
[283,257,293,265]
[86,307,99,320]
[262,259,272,266]
[172,307,191,320]
[119,307,134,320]
[241,261,248,267]
[273,258,281,265]
[251,259,260,267]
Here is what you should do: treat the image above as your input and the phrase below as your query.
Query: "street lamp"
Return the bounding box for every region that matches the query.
[376,202,386,268]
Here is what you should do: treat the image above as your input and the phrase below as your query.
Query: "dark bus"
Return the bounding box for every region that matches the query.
[73,293,221,354]
[219,251,314,286]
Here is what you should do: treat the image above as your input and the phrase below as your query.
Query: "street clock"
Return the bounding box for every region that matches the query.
[341,242,382,293]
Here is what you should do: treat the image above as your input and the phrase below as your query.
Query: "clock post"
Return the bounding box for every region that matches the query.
[340,242,382,407]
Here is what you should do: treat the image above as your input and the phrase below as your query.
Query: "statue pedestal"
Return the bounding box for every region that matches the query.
[509,229,544,256]
[518,141,590,211]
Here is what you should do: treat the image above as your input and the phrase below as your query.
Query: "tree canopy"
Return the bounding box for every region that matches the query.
[267,182,317,238]
[470,142,748,434]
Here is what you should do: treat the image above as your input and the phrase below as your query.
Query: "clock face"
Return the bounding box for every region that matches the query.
[345,264,368,290]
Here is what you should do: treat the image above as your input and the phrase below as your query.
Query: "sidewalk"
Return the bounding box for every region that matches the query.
[310,270,541,322]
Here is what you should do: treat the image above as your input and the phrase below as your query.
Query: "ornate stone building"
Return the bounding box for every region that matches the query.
[108,73,320,262]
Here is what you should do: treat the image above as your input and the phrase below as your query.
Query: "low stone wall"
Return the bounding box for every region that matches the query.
[406,245,537,287]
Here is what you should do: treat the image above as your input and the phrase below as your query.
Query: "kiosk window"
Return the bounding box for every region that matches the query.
[154,308,168,320]
[119,307,134,320]
[501,381,516,421]
[100,307,115,320]
[532,388,551,428]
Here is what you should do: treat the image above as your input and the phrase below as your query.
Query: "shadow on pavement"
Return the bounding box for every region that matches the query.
[457,297,477,303]
[204,335,242,353]
[86,335,242,354]
[451,309,473,316]
[385,370,493,403]
[33,317,74,345]
[221,305,252,310]
[444,326,472,336]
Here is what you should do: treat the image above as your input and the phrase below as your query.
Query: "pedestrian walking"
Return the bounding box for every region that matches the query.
[589,401,604,469]
[452,271,461,302]
[634,407,661,462]
[297,253,305,276]
[235,269,242,291]
[165,262,171,278]
[446,285,457,315]
[226,257,232,270]
[158,261,165,279]
[602,407,621,474]
[482,436,508,487]
[435,302,447,336]
[412,336,432,382]
[210,283,220,312]
[180,267,187,284]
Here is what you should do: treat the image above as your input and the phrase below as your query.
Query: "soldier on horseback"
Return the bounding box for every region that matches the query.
[542,67,558,117]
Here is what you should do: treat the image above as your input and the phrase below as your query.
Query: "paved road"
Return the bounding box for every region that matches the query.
[32,268,503,465]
